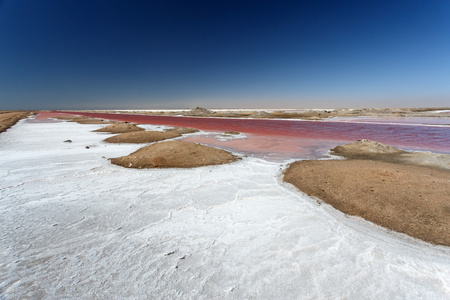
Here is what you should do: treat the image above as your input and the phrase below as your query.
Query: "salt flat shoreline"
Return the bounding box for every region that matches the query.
[0,113,449,298]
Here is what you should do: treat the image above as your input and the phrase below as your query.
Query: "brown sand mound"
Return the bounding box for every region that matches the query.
[332,139,450,170]
[0,111,32,133]
[164,127,199,134]
[332,139,406,158]
[184,107,214,116]
[53,116,80,120]
[93,123,145,133]
[224,131,240,135]
[71,118,113,124]
[284,160,450,246]
[54,116,113,124]
[110,141,239,168]
[104,131,181,143]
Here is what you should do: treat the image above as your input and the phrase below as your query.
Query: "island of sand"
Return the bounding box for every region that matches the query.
[104,131,181,143]
[93,123,145,133]
[284,140,450,246]
[54,115,113,124]
[110,140,239,168]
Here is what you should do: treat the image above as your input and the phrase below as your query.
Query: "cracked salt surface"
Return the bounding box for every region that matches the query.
[0,117,449,299]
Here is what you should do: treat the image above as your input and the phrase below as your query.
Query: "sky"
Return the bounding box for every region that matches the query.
[0,0,449,110]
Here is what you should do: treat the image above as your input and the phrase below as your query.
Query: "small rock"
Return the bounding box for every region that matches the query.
[64,140,72,143]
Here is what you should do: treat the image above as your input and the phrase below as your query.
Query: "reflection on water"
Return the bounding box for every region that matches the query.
[183,134,341,162]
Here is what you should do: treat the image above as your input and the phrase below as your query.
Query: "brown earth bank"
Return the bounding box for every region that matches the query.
[285,140,450,246]
[284,160,450,246]
[93,123,145,133]
[104,131,181,143]
[332,139,450,171]
[0,111,33,134]
[110,141,239,168]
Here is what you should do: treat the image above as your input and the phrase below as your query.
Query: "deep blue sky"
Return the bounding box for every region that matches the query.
[1,0,449,109]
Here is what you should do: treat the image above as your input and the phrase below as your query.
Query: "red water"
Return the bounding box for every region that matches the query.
[45,111,450,160]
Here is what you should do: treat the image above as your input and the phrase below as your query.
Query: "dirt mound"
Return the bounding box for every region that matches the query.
[249,111,272,118]
[224,131,240,135]
[93,123,145,133]
[71,118,112,124]
[54,116,112,124]
[332,139,406,159]
[185,107,214,116]
[53,116,80,120]
[164,127,199,134]
[104,131,181,143]
[284,159,450,246]
[110,141,239,168]
[332,140,450,170]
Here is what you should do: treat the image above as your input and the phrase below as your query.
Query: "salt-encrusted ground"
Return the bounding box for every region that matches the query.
[0,117,449,299]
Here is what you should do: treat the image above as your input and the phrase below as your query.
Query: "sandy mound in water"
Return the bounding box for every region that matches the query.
[224,131,240,135]
[164,127,199,134]
[332,139,450,170]
[332,139,406,157]
[93,123,145,133]
[249,111,272,118]
[55,116,113,124]
[71,118,113,124]
[110,141,239,168]
[184,107,214,116]
[104,131,180,143]
[284,159,450,246]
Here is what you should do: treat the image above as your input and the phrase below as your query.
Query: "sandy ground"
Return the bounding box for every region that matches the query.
[110,140,239,168]
[104,131,181,143]
[53,116,114,124]
[93,123,145,133]
[284,160,450,246]
[164,127,200,134]
[284,140,450,246]
[0,111,32,133]
[331,139,450,171]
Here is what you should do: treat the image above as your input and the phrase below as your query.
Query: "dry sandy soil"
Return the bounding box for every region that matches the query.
[93,123,145,133]
[164,127,199,134]
[104,131,181,143]
[0,111,32,133]
[110,140,239,168]
[284,140,450,246]
[332,139,450,171]
[54,116,113,124]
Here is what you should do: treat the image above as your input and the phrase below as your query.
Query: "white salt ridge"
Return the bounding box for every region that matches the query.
[0,118,449,299]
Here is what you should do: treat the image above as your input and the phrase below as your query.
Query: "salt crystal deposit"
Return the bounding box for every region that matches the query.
[0,117,449,299]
